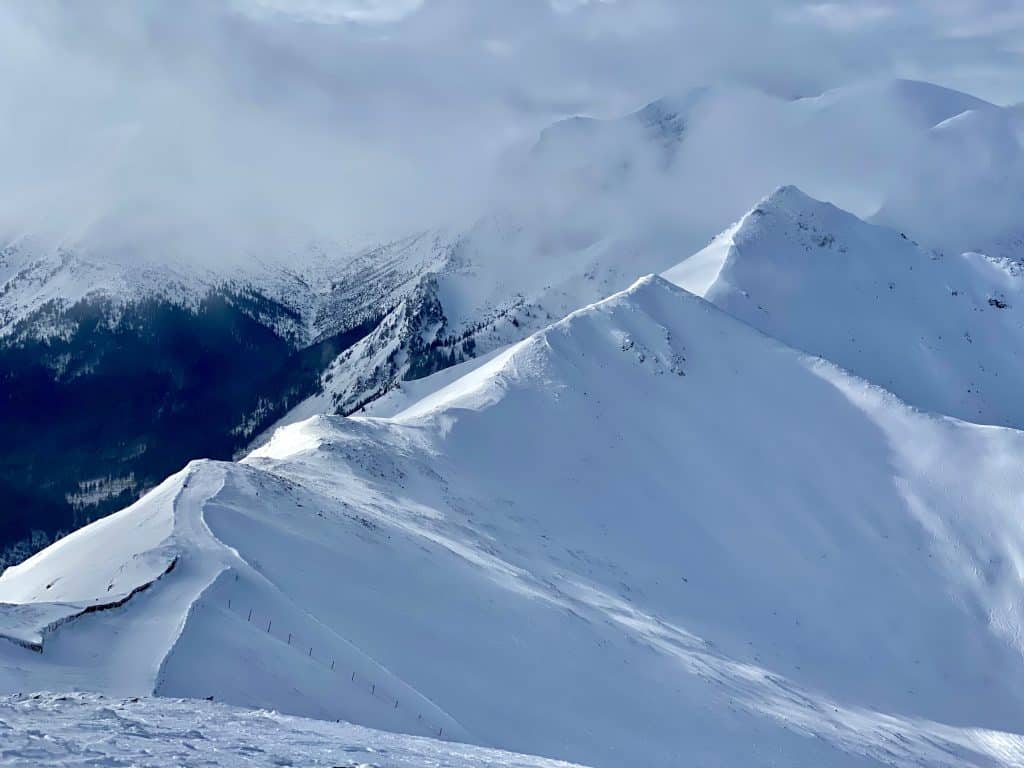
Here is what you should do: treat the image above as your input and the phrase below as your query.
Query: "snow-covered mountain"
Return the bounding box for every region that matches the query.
[0,233,448,567]
[5,275,1024,767]
[291,79,1020,424]
[665,185,1024,429]
[3,75,1023,596]
[0,234,451,345]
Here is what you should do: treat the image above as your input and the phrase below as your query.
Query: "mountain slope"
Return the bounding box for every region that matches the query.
[4,277,1024,767]
[665,186,1024,428]
[3,78,1010,564]
[0,233,448,565]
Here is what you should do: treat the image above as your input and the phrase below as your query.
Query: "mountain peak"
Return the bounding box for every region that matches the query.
[753,183,822,213]
[739,185,870,243]
[665,190,1024,429]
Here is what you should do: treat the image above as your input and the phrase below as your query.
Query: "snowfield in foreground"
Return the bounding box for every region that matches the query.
[4,275,1024,767]
[0,692,586,768]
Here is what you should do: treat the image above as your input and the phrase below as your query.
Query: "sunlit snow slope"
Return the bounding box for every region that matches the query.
[665,185,1024,428]
[3,276,1024,767]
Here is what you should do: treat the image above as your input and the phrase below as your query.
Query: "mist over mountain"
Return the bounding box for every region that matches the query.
[3,4,1024,768]
[2,0,1023,261]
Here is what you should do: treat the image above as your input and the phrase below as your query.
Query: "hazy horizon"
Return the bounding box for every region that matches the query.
[1,1,1021,260]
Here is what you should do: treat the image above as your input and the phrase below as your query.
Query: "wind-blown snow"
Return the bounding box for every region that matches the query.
[5,276,1024,767]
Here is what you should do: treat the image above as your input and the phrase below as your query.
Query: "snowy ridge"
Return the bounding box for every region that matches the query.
[665,185,1024,428]
[0,460,465,741]
[0,232,449,345]
[7,276,1024,766]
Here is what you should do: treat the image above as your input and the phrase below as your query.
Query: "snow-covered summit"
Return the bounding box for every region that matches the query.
[665,185,1024,428]
[276,77,1006,424]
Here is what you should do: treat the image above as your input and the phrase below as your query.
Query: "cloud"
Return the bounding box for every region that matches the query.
[782,3,896,31]
[0,0,1021,261]
[239,0,425,24]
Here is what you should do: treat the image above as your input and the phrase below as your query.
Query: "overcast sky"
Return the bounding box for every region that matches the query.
[1,0,1021,256]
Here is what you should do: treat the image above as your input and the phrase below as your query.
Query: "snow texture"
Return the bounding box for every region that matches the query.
[0,692,586,767]
[5,276,1024,767]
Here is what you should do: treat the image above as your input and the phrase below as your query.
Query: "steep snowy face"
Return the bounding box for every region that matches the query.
[5,277,1024,768]
[665,186,1024,429]
[312,217,678,419]
[874,107,1024,260]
